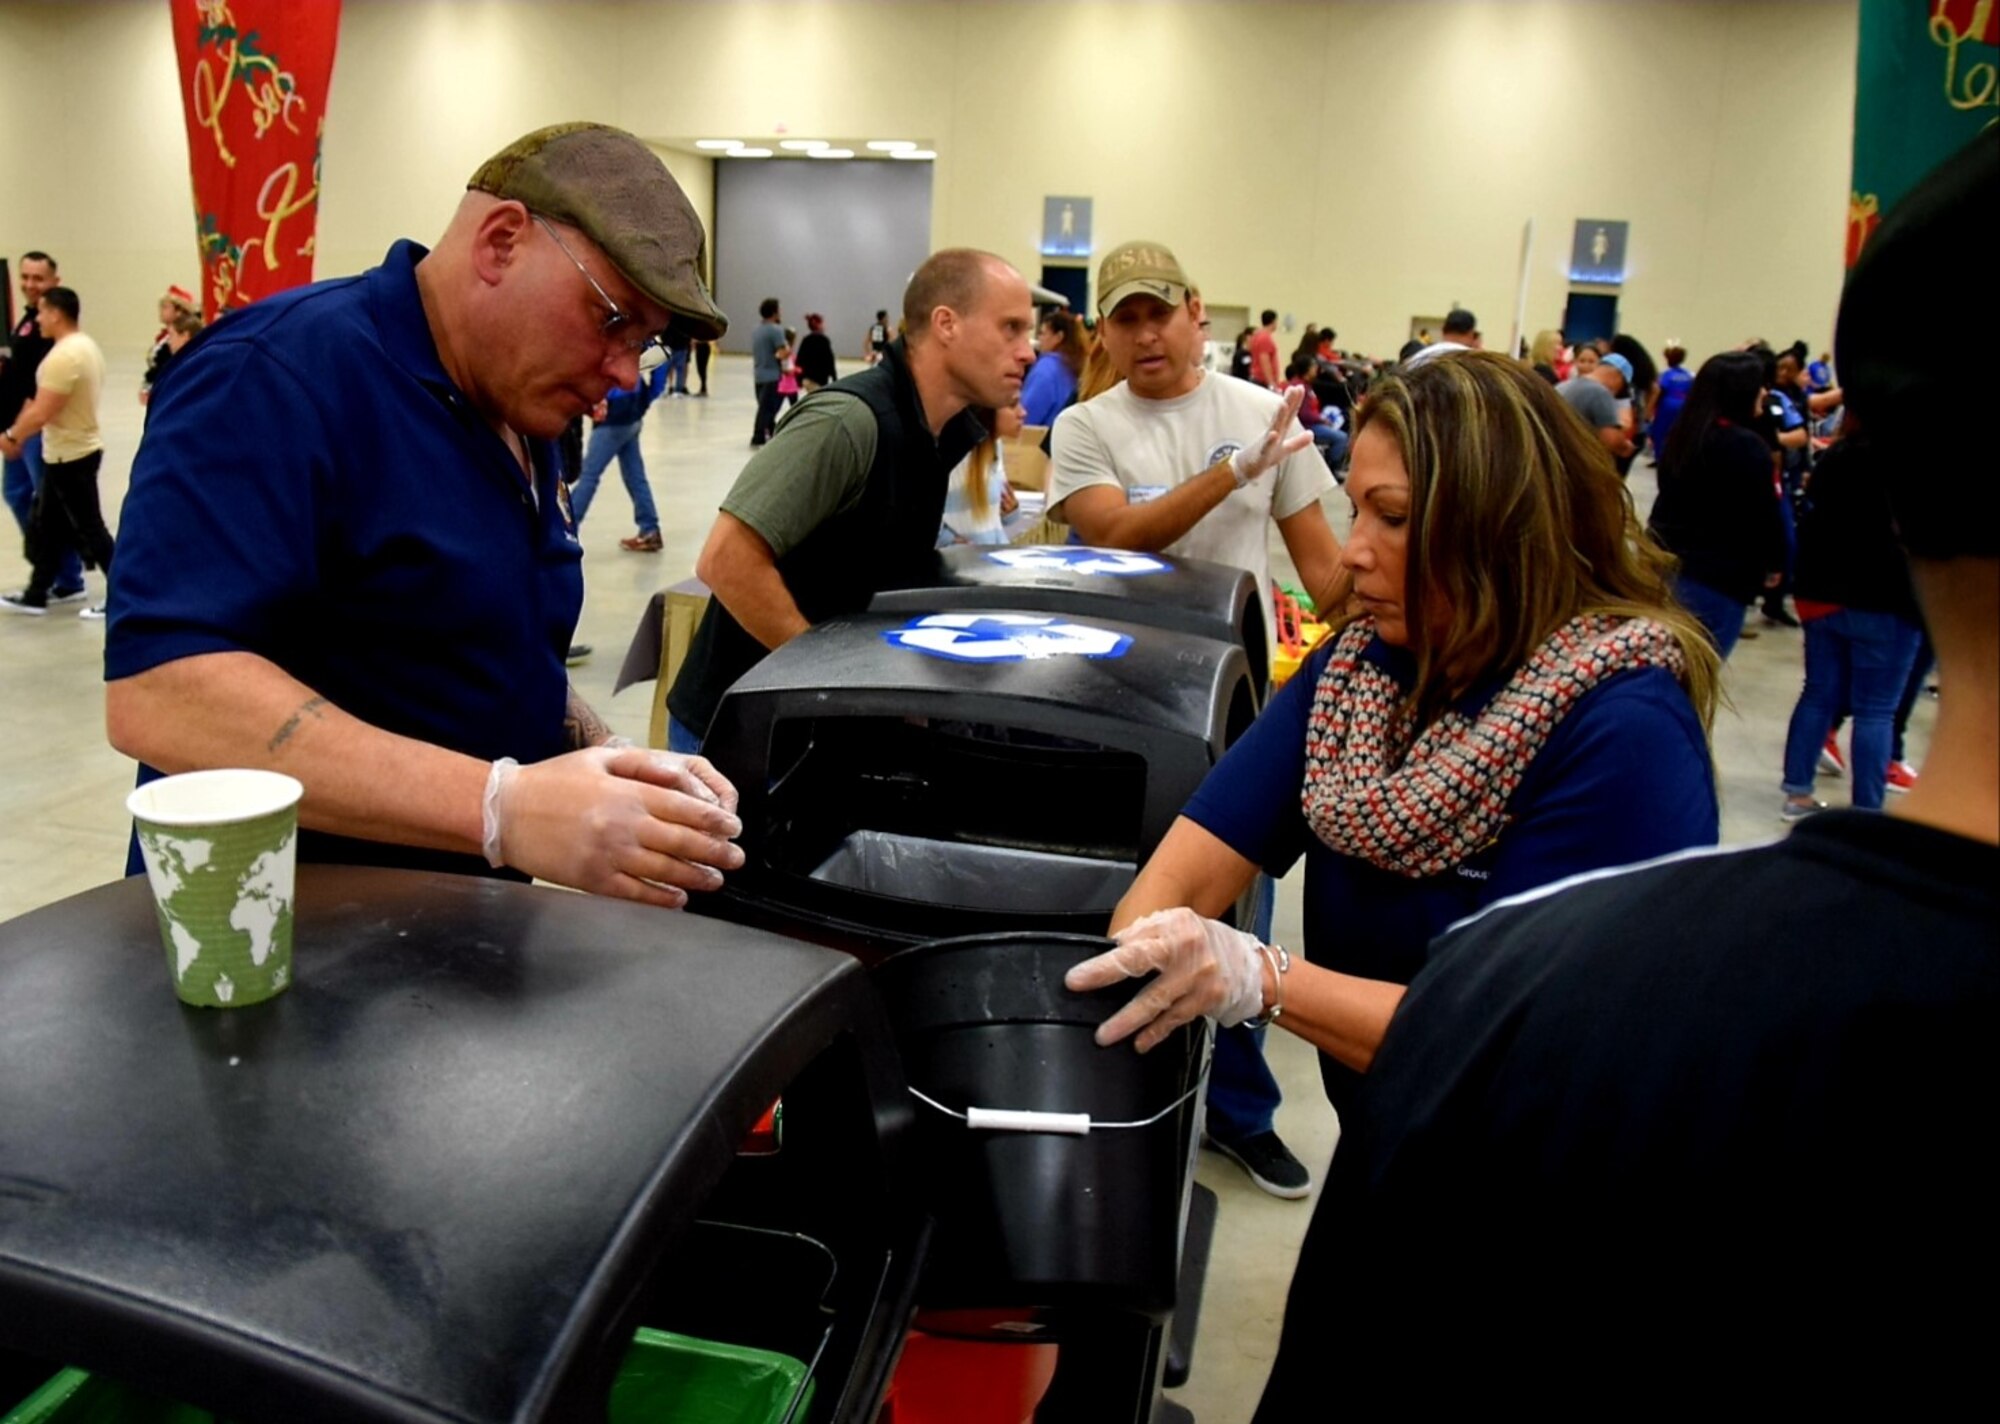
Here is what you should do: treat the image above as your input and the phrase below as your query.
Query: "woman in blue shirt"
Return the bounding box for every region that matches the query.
[1018,309,1086,428]
[1648,340,1694,455]
[1069,350,1722,1120]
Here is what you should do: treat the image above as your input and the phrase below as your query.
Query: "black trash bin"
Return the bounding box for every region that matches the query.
[871,544,1272,697]
[872,932,1208,1337]
[0,867,925,1424]
[692,607,1257,959]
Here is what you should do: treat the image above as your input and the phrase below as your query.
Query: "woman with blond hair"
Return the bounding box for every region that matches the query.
[1071,347,1720,1092]
[936,402,1021,545]
[1528,327,1565,383]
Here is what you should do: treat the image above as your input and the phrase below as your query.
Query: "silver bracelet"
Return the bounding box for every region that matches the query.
[1247,942,1291,1027]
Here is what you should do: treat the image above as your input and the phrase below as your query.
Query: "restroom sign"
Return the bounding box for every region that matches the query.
[882,612,1134,663]
[985,547,1170,577]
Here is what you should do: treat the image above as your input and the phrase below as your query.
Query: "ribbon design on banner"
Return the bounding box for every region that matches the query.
[174,0,341,318]
[1932,0,2000,115]
[1848,0,1998,265]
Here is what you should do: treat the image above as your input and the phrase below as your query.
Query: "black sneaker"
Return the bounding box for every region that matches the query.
[48,585,88,605]
[1205,1130,1313,1200]
[564,642,593,667]
[0,592,48,616]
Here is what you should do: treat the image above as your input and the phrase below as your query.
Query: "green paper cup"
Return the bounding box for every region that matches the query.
[127,769,304,1009]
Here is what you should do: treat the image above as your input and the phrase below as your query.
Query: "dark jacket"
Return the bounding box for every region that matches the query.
[795,331,837,386]
[1793,437,1920,623]
[598,364,667,426]
[1648,423,1788,603]
[0,313,52,429]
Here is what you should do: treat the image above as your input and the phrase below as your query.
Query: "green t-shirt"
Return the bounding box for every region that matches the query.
[721,391,880,556]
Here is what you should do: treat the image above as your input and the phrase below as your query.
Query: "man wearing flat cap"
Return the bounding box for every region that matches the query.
[104,122,746,908]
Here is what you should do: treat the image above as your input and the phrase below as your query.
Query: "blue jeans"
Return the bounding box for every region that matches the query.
[570,420,658,535]
[1208,873,1281,1143]
[666,714,704,755]
[1765,466,1800,609]
[1893,636,1934,764]
[664,347,690,394]
[753,381,782,443]
[3,435,83,591]
[1308,422,1349,471]
[1673,575,1746,661]
[1781,609,1922,810]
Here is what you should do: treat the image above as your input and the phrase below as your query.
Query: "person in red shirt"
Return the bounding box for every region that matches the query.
[1247,308,1281,388]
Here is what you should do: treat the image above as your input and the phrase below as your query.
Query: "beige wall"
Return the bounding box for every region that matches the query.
[1,0,1856,361]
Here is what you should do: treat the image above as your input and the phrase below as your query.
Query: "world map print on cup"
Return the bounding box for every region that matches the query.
[126,769,304,1008]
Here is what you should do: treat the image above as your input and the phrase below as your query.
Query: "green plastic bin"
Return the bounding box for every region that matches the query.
[1,1368,219,1424]
[610,1328,816,1424]
[7,1327,812,1424]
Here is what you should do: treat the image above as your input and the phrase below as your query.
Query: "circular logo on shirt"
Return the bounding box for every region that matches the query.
[881,612,1135,663]
[1205,441,1244,469]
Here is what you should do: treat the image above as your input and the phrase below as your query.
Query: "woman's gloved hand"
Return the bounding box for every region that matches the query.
[1065,907,1268,1052]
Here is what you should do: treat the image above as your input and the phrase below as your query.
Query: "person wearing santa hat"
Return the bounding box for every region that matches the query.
[140,284,197,406]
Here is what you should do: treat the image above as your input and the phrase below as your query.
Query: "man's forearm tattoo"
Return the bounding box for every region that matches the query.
[268,696,328,753]
[563,686,613,750]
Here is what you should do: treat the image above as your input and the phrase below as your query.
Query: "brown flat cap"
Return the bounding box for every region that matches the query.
[469,122,728,340]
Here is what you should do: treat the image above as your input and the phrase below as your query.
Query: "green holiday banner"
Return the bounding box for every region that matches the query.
[1849,0,1998,265]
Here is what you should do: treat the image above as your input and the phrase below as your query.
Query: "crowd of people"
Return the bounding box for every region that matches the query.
[1,115,1990,1414]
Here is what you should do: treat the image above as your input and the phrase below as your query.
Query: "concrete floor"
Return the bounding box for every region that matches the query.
[0,351,1928,1421]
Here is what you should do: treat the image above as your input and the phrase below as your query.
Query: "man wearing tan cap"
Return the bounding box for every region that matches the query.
[103,123,746,908]
[1050,239,1347,1201]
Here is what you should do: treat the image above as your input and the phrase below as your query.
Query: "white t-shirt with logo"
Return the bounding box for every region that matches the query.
[1048,372,1334,643]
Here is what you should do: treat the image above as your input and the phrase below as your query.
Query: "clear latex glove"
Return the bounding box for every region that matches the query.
[485,746,745,909]
[1229,386,1314,486]
[1064,907,1267,1052]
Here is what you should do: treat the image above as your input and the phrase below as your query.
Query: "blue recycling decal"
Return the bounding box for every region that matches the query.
[984,546,1170,577]
[882,613,1135,663]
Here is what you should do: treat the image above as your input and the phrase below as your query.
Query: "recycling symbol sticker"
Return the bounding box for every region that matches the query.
[882,613,1135,663]
[984,546,1171,577]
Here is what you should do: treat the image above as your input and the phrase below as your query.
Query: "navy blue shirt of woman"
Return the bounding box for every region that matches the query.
[1182,632,1718,1116]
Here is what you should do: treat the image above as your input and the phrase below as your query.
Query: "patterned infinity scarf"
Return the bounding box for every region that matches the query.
[1301,613,1686,878]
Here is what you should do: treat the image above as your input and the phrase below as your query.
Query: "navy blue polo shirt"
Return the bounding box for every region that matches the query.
[1183,633,1718,1116]
[107,240,584,876]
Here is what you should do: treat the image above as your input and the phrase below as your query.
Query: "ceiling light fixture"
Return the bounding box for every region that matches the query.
[730,148,775,158]
[807,148,856,159]
[694,139,743,151]
[865,141,917,152]
[889,149,937,160]
[778,139,829,151]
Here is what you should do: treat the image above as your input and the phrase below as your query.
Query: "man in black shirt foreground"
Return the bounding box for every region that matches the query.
[1255,134,1997,1415]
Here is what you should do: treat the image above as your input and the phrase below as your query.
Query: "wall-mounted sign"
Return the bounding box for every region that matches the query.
[1041,196,1093,258]
[1569,219,1630,285]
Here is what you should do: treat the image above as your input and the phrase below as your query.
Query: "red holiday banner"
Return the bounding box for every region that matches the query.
[171,0,341,320]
